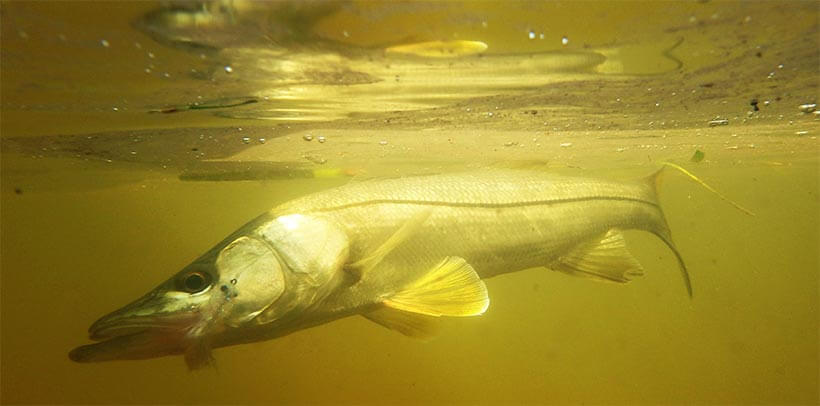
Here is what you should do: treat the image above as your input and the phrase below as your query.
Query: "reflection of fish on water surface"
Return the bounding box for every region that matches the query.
[69,165,748,369]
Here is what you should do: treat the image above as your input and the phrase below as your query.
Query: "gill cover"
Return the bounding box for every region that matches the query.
[215,236,285,326]
[255,214,349,324]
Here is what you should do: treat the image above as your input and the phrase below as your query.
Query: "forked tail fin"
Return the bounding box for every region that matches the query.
[644,162,756,298]
[659,162,756,217]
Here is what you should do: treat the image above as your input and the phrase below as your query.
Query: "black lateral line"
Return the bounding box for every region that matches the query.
[313,195,658,212]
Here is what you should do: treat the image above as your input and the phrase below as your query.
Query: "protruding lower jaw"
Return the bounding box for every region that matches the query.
[70,289,210,363]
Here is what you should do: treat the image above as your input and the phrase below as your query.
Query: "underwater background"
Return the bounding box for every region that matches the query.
[1,1,817,404]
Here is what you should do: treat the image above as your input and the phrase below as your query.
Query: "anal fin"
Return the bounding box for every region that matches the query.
[551,229,644,283]
[383,256,489,317]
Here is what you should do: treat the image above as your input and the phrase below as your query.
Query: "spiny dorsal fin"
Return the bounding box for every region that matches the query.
[362,306,440,340]
[383,256,489,317]
[347,208,432,279]
[551,229,644,283]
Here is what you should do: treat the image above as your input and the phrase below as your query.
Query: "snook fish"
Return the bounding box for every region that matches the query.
[70,167,693,368]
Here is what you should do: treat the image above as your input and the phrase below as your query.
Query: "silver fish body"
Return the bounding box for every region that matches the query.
[70,168,689,368]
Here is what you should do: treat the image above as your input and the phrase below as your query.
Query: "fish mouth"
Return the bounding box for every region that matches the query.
[70,312,198,363]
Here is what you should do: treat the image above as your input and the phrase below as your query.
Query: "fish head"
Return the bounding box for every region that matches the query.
[69,213,348,368]
[69,232,288,367]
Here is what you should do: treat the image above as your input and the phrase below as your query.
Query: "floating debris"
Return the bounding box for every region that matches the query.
[503,141,518,147]
[708,118,729,127]
[795,130,809,136]
[559,142,573,148]
[690,149,705,163]
[750,99,759,111]
[149,97,258,114]
[304,154,327,165]
[798,103,816,113]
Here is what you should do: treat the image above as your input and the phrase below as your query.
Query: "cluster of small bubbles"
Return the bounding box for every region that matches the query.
[561,36,569,45]
[100,39,110,47]
[241,137,251,144]
[224,65,233,73]
[303,134,313,141]
[317,136,326,143]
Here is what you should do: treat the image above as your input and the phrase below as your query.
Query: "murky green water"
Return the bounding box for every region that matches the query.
[1,1,818,404]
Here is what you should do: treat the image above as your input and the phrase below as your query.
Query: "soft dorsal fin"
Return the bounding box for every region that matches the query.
[362,306,440,339]
[347,208,432,279]
[550,229,644,283]
[383,256,489,317]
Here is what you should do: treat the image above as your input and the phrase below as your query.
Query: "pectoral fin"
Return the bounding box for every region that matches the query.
[383,256,490,317]
[363,306,440,339]
[551,229,644,283]
[347,208,432,279]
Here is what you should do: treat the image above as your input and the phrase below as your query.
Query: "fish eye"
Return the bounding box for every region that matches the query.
[177,271,211,293]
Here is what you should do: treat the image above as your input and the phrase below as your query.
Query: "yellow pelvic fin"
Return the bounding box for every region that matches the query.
[347,208,432,279]
[383,256,489,317]
[363,306,440,340]
[551,229,645,283]
[385,40,488,58]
